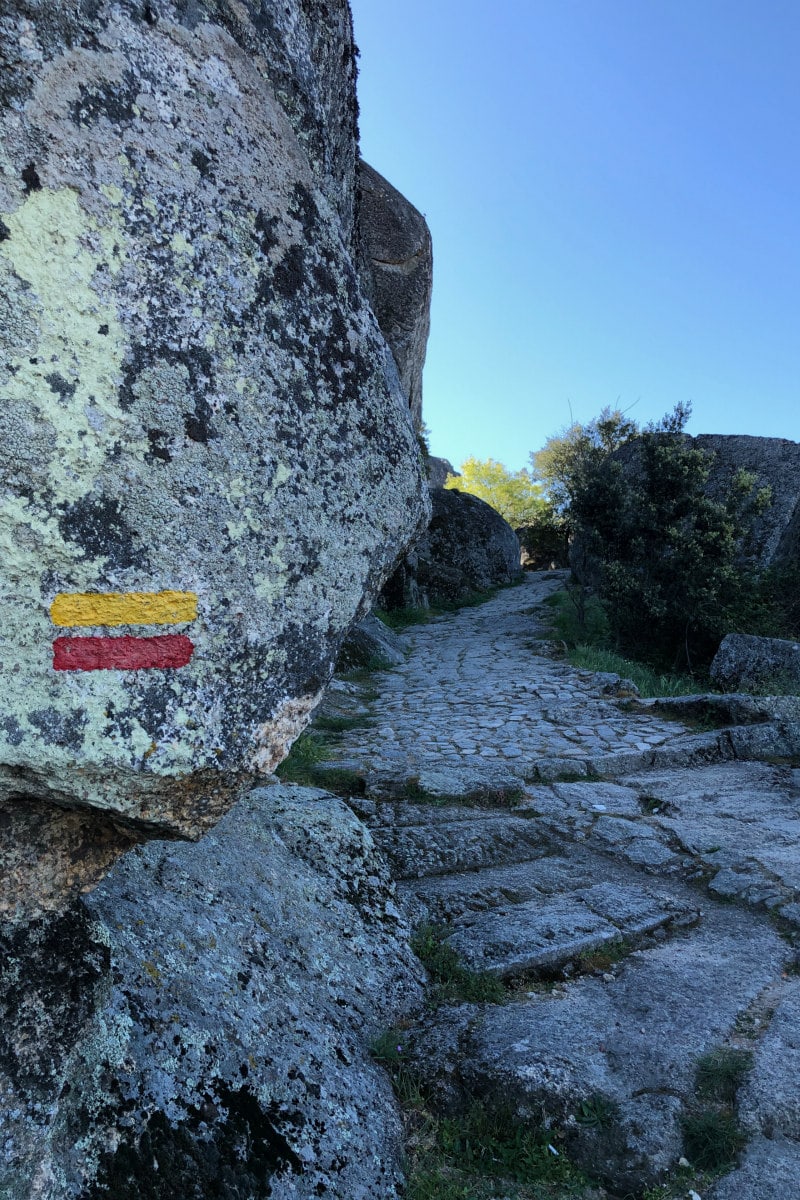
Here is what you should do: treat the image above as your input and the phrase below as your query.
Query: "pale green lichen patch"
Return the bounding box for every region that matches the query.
[0,187,129,500]
[0,7,429,851]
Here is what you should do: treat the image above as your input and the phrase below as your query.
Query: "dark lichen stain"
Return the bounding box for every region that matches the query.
[84,1085,303,1199]
[123,682,172,740]
[190,148,216,179]
[70,73,138,126]
[21,163,42,193]
[0,715,25,745]
[0,904,109,1099]
[146,428,172,463]
[184,397,217,444]
[59,494,146,571]
[271,244,307,301]
[29,707,88,751]
[254,208,280,255]
[0,219,10,242]
[46,372,78,401]
[287,183,320,236]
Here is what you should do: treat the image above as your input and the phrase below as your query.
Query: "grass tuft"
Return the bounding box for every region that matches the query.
[569,644,699,697]
[694,1048,753,1106]
[411,923,506,1005]
[681,1109,746,1171]
[275,731,365,795]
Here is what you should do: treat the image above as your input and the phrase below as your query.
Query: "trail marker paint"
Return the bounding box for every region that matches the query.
[51,590,197,670]
[53,634,194,672]
[51,590,197,627]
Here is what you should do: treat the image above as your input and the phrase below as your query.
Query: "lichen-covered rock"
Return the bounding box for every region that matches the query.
[694,434,800,567]
[381,488,522,609]
[710,633,800,694]
[0,0,430,911]
[357,160,433,426]
[337,612,408,670]
[0,783,425,1199]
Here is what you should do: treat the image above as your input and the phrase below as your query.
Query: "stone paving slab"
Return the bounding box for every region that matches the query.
[370,812,551,880]
[397,855,600,924]
[709,1136,800,1200]
[452,907,790,1194]
[445,882,698,978]
[737,978,800,1143]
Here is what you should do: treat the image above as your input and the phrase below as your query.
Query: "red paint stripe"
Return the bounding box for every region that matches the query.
[53,634,194,672]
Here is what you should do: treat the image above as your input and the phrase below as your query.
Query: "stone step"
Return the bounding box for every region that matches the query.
[444,880,699,979]
[397,854,595,924]
[369,814,552,879]
[406,902,791,1197]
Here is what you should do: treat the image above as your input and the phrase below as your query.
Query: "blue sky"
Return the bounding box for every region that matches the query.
[350,0,800,473]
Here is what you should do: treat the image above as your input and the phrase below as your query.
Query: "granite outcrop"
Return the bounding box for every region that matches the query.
[711,632,800,693]
[0,0,431,918]
[0,783,424,1200]
[380,487,522,610]
[356,160,433,427]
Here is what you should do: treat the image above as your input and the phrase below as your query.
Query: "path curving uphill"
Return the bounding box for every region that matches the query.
[317,570,800,1199]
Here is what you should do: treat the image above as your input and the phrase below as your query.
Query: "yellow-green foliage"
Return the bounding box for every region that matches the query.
[445,457,548,528]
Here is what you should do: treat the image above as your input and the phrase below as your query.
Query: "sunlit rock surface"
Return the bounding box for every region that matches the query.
[356,160,433,427]
[0,0,430,917]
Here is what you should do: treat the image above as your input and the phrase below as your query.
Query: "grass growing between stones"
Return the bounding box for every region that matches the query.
[370,1033,595,1200]
[387,776,525,810]
[274,731,365,795]
[679,1047,753,1174]
[569,646,700,698]
[694,1047,753,1105]
[411,922,506,1005]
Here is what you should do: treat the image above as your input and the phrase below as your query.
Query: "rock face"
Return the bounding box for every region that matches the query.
[711,633,800,693]
[356,160,433,426]
[380,488,522,610]
[427,455,459,489]
[0,783,424,1199]
[0,0,430,915]
[337,612,408,670]
[695,434,800,567]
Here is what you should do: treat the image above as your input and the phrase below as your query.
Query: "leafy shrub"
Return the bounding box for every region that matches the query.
[567,403,771,671]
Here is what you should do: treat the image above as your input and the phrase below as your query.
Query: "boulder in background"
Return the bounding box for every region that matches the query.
[356,160,433,427]
[380,488,522,610]
[710,633,800,694]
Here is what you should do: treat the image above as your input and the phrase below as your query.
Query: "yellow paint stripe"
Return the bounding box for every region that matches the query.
[51,590,198,628]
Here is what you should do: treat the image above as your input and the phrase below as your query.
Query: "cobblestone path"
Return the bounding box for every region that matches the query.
[326,571,734,787]
[315,571,800,1200]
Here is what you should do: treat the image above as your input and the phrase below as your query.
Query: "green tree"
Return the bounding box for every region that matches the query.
[445,457,549,528]
[569,402,771,670]
[530,406,639,513]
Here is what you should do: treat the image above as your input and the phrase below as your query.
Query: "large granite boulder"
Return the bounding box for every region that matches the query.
[694,435,800,568]
[0,783,425,1199]
[0,0,430,918]
[711,633,800,694]
[356,160,433,427]
[427,455,459,489]
[380,488,522,610]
